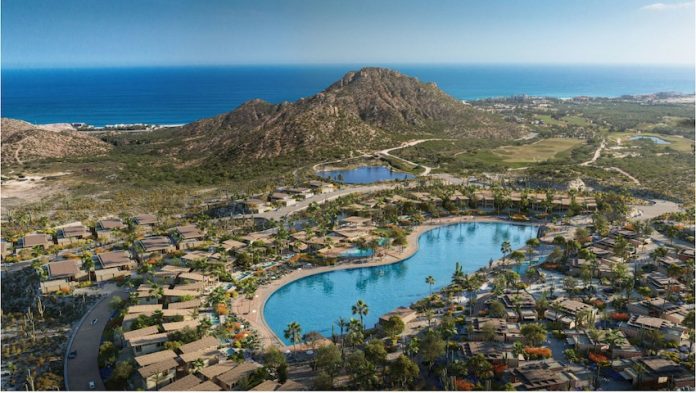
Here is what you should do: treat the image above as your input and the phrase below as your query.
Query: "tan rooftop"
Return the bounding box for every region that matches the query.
[134,214,158,225]
[134,349,178,367]
[98,218,125,230]
[161,320,199,332]
[166,299,202,310]
[61,225,90,238]
[175,224,205,239]
[200,363,236,380]
[138,236,173,252]
[122,325,161,341]
[160,374,202,391]
[215,362,262,387]
[48,260,80,278]
[137,358,179,379]
[22,233,52,247]
[179,336,219,354]
[127,304,163,314]
[97,251,132,268]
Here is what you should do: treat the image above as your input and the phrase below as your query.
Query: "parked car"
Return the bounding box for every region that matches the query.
[68,351,77,359]
[88,381,95,390]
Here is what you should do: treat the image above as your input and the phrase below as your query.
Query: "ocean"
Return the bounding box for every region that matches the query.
[1,64,693,127]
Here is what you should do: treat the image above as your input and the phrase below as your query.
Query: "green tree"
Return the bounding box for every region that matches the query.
[420,330,445,369]
[352,299,369,328]
[284,322,302,351]
[315,344,342,386]
[386,355,420,389]
[382,316,405,345]
[520,323,547,347]
[425,275,436,296]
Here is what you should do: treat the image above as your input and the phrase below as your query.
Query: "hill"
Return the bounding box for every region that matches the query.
[175,67,522,162]
[1,118,111,164]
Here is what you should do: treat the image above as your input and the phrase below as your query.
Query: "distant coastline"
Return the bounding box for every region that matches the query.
[2,64,694,126]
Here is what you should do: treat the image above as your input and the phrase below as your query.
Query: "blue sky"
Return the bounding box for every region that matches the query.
[2,0,694,68]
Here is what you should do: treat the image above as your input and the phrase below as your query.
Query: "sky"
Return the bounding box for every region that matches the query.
[2,0,695,68]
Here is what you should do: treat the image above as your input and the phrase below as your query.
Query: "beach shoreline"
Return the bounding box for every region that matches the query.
[231,215,539,349]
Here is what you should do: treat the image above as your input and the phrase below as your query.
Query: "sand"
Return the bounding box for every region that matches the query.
[231,215,523,349]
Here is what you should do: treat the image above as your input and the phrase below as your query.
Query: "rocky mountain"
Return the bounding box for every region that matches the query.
[176,67,522,161]
[1,118,111,164]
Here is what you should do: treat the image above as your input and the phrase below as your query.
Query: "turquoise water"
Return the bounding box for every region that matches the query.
[340,247,374,258]
[264,222,538,343]
[629,135,670,144]
[318,166,415,184]
[2,65,693,126]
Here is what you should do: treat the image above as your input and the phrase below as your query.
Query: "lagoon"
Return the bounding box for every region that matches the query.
[317,166,415,184]
[264,221,538,344]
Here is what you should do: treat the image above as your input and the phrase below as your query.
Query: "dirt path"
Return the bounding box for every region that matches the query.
[607,166,641,185]
[581,141,604,166]
[377,138,451,175]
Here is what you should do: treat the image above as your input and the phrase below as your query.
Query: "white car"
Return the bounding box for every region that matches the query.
[88,381,95,390]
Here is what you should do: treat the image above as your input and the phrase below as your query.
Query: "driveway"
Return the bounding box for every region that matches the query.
[65,289,127,391]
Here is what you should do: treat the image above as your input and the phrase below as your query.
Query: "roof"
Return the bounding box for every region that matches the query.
[162,288,200,298]
[167,299,202,309]
[179,336,219,354]
[48,260,80,278]
[137,358,179,379]
[175,224,205,239]
[276,379,308,391]
[134,214,158,225]
[97,251,133,268]
[134,350,178,367]
[127,332,170,346]
[341,216,372,224]
[160,374,203,391]
[190,381,223,391]
[61,225,90,238]
[127,304,163,314]
[251,380,280,391]
[215,362,262,386]
[161,320,199,332]
[200,363,236,380]
[138,236,174,252]
[98,218,125,230]
[22,233,52,247]
[180,348,219,363]
[222,239,246,251]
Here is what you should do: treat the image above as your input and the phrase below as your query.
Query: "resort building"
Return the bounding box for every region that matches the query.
[134,236,176,261]
[172,224,206,250]
[619,315,688,345]
[620,357,695,389]
[56,224,91,245]
[544,298,596,328]
[17,233,53,250]
[244,198,273,214]
[465,317,521,342]
[95,217,126,240]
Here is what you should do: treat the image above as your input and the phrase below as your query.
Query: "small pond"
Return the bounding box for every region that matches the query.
[629,135,670,144]
[317,165,415,184]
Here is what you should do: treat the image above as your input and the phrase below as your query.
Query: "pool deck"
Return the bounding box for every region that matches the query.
[231,215,534,350]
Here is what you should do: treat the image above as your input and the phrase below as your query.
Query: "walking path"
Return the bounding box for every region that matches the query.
[580,141,605,166]
[231,215,519,349]
[580,140,641,185]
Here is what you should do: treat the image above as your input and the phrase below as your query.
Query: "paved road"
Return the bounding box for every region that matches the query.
[65,289,127,391]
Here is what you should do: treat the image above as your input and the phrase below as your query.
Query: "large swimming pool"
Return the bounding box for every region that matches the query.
[317,165,415,184]
[264,221,538,343]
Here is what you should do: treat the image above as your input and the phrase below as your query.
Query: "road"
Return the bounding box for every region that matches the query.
[377,138,448,175]
[580,140,641,185]
[65,289,127,391]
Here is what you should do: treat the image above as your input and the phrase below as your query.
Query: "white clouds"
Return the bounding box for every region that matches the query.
[640,2,693,11]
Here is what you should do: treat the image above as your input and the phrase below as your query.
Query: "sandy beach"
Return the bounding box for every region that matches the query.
[231,215,532,349]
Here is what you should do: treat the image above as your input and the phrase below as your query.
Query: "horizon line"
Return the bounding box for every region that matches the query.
[3,61,696,71]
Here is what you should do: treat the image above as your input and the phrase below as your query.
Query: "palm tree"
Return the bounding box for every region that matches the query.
[191,358,205,374]
[284,322,302,351]
[425,275,436,296]
[352,300,369,328]
[501,240,512,261]
[336,317,348,358]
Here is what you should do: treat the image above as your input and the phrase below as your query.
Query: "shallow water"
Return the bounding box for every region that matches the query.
[317,165,415,184]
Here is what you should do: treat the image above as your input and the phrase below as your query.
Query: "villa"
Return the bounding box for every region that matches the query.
[173,224,206,250]
[498,291,538,322]
[56,224,91,245]
[619,315,688,345]
[134,236,176,261]
[270,192,297,207]
[244,198,273,213]
[544,298,596,328]
[95,217,126,240]
[133,213,158,233]
[379,306,418,325]
[465,317,521,342]
[213,361,263,390]
[46,260,85,281]
[307,180,335,194]
[460,342,519,367]
[621,357,695,389]
[627,297,690,325]
[97,250,136,270]
[136,357,178,390]
[17,233,53,250]
[645,272,685,297]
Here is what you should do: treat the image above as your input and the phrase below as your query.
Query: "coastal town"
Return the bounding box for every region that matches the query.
[1,169,694,391]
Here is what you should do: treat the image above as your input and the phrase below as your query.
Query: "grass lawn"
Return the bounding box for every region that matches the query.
[492,138,585,163]
[608,131,694,153]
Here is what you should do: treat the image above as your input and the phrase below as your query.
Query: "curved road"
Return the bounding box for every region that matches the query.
[65,289,127,391]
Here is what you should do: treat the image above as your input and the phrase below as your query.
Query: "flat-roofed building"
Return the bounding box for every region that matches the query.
[173,224,206,250]
[97,250,135,270]
[96,218,126,240]
[508,359,578,391]
[135,236,175,261]
[160,374,203,391]
[128,332,170,356]
[134,349,178,367]
[214,361,262,390]
[619,315,688,345]
[137,358,178,390]
[460,341,519,366]
[544,298,596,328]
[270,192,297,207]
[646,272,685,296]
[18,233,53,250]
[47,260,85,281]
[244,198,273,214]
[621,357,695,389]
[465,317,521,342]
[94,267,129,282]
[56,225,91,245]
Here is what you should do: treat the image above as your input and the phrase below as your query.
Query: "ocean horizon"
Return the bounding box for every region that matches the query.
[2,64,694,126]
